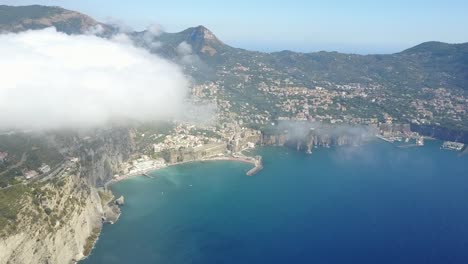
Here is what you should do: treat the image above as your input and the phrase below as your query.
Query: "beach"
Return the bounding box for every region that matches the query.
[105,154,262,189]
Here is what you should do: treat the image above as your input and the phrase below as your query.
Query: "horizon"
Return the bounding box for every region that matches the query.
[1,0,467,54]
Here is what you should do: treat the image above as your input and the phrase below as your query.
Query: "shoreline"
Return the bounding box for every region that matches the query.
[87,154,261,262]
[104,154,261,189]
[85,140,448,262]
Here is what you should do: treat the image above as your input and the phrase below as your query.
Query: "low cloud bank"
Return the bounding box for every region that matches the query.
[276,120,376,140]
[0,28,189,130]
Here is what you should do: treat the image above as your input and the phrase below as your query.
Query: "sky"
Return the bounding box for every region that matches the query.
[1,0,468,54]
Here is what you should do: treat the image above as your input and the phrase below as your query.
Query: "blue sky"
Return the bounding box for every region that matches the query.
[1,0,468,54]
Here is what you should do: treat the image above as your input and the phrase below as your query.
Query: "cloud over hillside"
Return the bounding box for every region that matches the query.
[0,28,189,130]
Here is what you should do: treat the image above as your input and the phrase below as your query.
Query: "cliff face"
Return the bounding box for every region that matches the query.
[79,128,136,187]
[0,128,136,264]
[410,123,468,143]
[0,174,103,264]
[260,133,288,146]
[261,130,367,152]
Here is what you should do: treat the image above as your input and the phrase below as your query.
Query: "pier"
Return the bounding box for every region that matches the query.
[142,172,154,178]
[375,135,394,143]
[246,156,263,176]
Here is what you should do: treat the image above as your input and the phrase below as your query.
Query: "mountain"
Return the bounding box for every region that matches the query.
[2,4,466,92]
[149,27,468,92]
[0,5,112,34]
[401,41,468,55]
[172,25,227,55]
[398,41,468,89]
[0,5,467,133]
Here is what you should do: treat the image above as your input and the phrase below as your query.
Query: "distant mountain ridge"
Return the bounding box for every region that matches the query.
[0,5,113,34]
[0,5,467,133]
[1,5,466,58]
[401,41,468,55]
[1,4,467,92]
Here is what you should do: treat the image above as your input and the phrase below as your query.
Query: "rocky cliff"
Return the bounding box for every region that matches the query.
[410,123,468,143]
[260,127,372,153]
[0,174,102,264]
[0,128,136,264]
[78,128,136,187]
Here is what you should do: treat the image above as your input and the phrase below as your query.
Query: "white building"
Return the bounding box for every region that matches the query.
[39,164,51,174]
[24,170,39,179]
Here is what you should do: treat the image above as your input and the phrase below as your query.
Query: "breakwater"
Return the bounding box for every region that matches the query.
[246,156,263,176]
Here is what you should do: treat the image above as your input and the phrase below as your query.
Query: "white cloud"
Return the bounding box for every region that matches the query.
[0,28,189,130]
[176,41,193,56]
[145,23,162,37]
[85,24,105,36]
[104,17,133,33]
[176,41,200,65]
[141,24,163,50]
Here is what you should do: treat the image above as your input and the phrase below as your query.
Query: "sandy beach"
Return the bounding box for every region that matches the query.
[105,155,259,189]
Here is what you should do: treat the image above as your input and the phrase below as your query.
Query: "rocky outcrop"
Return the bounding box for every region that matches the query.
[0,175,104,264]
[0,5,113,35]
[115,196,125,206]
[260,133,288,146]
[410,123,468,144]
[79,128,136,187]
[260,126,372,152]
[0,128,136,264]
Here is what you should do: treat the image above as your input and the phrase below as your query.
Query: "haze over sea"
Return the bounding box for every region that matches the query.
[83,140,468,264]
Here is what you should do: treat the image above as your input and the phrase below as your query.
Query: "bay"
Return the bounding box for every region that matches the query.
[83,140,468,263]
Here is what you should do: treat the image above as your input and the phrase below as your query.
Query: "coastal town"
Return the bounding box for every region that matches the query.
[0,83,466,186]
[0,3,467,264]
[191,76,467,131]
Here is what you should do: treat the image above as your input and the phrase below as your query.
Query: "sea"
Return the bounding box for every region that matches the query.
[82,139,468,264]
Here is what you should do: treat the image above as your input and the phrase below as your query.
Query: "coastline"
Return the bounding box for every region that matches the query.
[104,154,261,190]
[81,154,262,261]
[85,139,459,262]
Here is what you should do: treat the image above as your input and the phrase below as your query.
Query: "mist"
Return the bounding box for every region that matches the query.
[0,28,190,131]
[276,120,377,141]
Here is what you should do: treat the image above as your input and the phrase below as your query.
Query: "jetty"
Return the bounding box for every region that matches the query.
[142,172,153,178]
[246,156,263,176]
[375,135,394,143]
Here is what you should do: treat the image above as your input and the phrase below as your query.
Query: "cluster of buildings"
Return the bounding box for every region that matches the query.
[202,60,468,133]
[152,124,223,154]
[191,82,218,99]
[122,155,166,176]
[0,151,8,163]
[23,163,51,180]
[410,88,467,126]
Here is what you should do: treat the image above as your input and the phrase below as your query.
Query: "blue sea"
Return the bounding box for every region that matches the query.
[83,140,468,264]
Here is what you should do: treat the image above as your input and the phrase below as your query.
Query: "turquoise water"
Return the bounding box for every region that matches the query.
[83,140,468,264]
